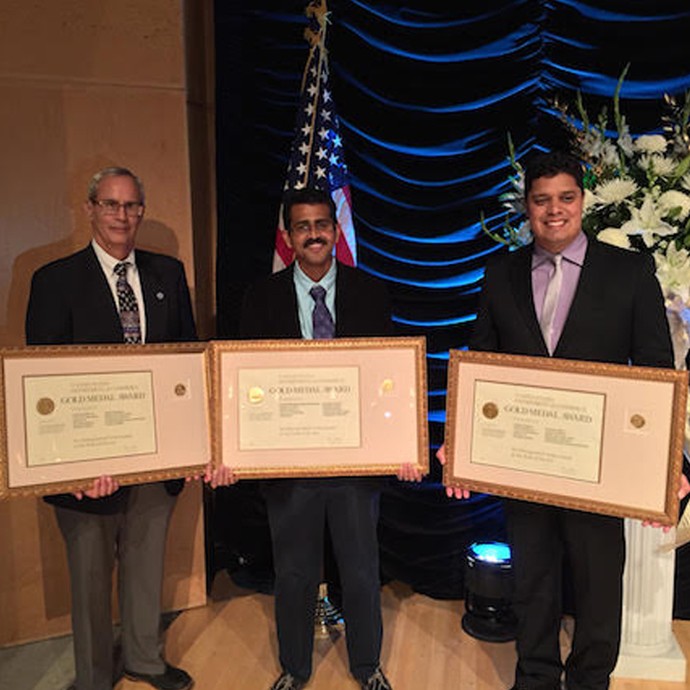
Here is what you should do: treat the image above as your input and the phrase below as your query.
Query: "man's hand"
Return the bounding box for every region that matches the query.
[396,463,423,482]
[642,473,690,532]
[436,444,470,500]
[187,462,238,488]
[680,473,690,501]
[74,475,119,500]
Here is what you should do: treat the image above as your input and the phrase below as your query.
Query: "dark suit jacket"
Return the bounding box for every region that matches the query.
[470,239,673,369]
[25,244,197,513]
[240,261,393,339]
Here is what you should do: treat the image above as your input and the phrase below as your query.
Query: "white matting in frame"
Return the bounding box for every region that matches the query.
[443,350,688,525]
[209,336,429,478]
[0,343,209,498]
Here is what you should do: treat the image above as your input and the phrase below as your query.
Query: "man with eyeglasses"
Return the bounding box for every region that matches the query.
[25,167,197,690]
[240,187,421,690]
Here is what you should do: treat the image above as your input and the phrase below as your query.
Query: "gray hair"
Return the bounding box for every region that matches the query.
[87,167,146,204]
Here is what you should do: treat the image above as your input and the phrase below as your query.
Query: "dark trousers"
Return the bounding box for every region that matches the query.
[262,478,383,683]
[55,483,177,690]
[504,501,625,690]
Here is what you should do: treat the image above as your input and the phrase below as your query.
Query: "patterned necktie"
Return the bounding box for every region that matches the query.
[310,285,335,339]
[539,254,562,355]
[114,261,142,344]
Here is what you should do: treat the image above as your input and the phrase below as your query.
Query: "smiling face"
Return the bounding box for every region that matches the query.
[283,202,341,281]
[86,174,144,260]
[526,172,584,254]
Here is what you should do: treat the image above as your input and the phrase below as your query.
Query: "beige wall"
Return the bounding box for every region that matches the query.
[0,0,215,645]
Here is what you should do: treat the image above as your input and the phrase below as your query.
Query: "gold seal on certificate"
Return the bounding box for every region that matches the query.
[380,378,395,394]
[238,366,361,451]
[36,397,55,416]
[482,402,498,420]
[630,413,646,429]
[248,386,265,404]
[23,371,157,467]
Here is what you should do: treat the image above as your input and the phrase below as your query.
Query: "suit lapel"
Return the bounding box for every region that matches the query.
[136,251,167,342]
[83,246,125,340]
[276,265,302,338]
[509,248,546,350]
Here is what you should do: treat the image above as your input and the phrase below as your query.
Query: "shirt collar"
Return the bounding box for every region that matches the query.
[532,231,587,269]
[91,239,137,274]
[293,259,337,292]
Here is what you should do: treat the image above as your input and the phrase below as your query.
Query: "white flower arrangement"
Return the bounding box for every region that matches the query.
[485,70,690,367]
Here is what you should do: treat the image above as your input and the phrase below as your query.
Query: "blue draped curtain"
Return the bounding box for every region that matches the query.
[214,0,690,610]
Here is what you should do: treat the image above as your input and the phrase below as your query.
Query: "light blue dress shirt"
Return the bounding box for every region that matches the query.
[292,260,337,339]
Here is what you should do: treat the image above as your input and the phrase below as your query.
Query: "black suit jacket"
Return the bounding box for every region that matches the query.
[25,244,197,512]
[240,261,393,339]
[470,239,673,368]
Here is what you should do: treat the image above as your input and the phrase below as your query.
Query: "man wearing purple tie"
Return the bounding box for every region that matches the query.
[469,151,673,690]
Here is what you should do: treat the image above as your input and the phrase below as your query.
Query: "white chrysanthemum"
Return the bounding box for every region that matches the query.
[658,190,690,221]
[638,154,676,177]
[597,228,632,249]
[594,179,638,204]
[620,195,676,246]
[634,134,668,154]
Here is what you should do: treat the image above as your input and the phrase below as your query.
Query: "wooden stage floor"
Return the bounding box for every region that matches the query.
[116,574,690,690]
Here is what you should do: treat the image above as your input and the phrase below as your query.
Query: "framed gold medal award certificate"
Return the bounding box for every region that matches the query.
[209,336,428,478]
[0,343,209,498]
[443,350,688,525]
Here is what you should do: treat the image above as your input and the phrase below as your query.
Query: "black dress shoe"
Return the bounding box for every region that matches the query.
[124,663,193,690]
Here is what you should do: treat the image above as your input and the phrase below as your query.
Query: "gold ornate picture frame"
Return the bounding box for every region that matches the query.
[443,350,688,525]
[209,336,429,478]
[0,343,209,498]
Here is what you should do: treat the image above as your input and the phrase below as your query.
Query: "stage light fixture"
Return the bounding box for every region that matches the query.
[462,541,517,642]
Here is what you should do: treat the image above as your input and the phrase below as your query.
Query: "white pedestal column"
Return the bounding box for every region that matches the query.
[612,519,686,681]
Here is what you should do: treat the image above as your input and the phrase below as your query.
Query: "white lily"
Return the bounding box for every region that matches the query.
[620,195,676,246]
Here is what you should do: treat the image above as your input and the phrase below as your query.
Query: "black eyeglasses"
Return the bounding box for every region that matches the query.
[92,199,144,217]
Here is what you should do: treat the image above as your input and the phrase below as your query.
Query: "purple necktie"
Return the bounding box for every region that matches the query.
[310,285,335,339]
[539,254,562,354]
[114,261,142,344]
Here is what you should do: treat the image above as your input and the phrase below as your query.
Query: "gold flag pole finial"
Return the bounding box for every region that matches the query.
[304,0,329,47]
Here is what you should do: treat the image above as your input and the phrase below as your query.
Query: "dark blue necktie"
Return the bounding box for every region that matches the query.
[310,285,335,339]
[114,261,142,344]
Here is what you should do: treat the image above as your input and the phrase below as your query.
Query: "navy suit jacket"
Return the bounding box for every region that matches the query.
[25,244,197,512]
[470,239,673,368]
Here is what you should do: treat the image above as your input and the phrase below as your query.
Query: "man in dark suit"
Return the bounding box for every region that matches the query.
[468,151,674,690]
[241,188,419,690]
[26,167,196,690]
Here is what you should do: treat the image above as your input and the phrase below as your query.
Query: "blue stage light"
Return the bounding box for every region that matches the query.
[462,541,517,642]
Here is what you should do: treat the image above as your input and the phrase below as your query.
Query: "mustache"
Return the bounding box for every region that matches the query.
[303,237,327,248]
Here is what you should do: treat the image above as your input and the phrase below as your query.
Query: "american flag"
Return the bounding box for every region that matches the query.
[272,0,357,272]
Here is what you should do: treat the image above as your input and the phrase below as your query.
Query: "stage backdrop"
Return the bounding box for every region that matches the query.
[214,1,690,610]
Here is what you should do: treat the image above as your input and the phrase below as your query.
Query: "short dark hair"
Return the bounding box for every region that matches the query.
[282,188,336,230]
[524,151,584,198]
